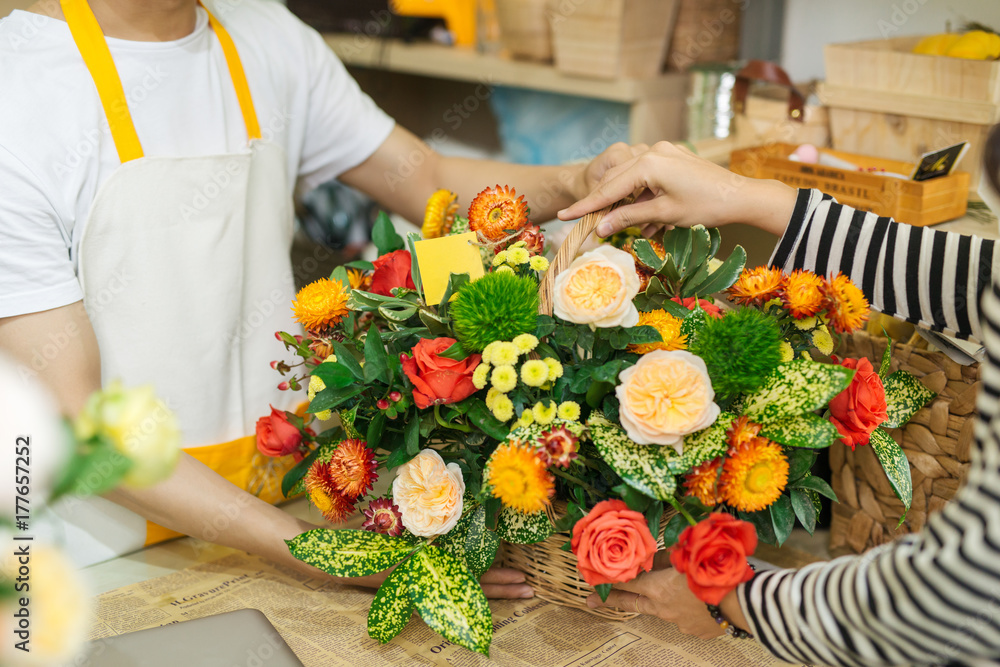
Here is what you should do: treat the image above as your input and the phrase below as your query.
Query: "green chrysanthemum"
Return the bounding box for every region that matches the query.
[689,308,782,400]
[451,272,539,352]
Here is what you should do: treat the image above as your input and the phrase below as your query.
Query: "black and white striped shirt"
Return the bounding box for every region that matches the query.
[736,189,1000,666]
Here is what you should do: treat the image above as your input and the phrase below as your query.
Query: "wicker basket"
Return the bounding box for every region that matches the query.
[496,0,552,62]
[828,330,980,556]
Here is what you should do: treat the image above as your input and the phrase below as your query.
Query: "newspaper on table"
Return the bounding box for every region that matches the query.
[81,550,805,667]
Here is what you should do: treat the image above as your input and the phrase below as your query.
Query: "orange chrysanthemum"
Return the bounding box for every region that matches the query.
[485,441,554,514]
[728,266,786,306]
[628,309,687,354]
[782,270,826,319]
[468,185,529,243]
[291,278,350,332]
[304,460,355,523]
[423,189,458,239]
[824,272,870,333]
[726,415,762,453]
[719,437,789,512]
[325,438,378,500]
[683,458,722,507]
[347,268,370,291]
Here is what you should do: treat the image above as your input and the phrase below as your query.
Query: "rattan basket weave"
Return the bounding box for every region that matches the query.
[828,330,980,555]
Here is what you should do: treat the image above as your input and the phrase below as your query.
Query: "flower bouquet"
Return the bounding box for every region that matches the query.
[262,187,933,656]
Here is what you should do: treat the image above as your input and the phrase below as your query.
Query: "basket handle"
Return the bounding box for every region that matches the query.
[538,196,634,316]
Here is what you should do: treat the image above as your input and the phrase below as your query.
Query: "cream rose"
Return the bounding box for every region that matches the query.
[553,246,640,328]
[392,449,466,537]
[616,350,720,452]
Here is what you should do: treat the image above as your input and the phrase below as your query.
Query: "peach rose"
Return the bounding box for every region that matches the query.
[553,246,640,328]
[571,499,657,586]
[391,449,466,537]
[616,350,720,451]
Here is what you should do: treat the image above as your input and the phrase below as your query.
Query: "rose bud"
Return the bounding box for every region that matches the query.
[270,360,279,370]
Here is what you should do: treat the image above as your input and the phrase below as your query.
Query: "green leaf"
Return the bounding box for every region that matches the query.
[344,259,375,271]
[406,546,492,655]
[684,226,713,278]
[594,583,613,603]
[535,315,557,340]
[367,563,415,644]
[467,400,510,441]
[367,413,387,449]
[785,449,817,484]
[587,413,677,500]
[881,371,936,429]
[613,483,653,512]
[553,324,578,349]
[609,328,630,350]
[286,529,412,577]
[631,239,666,272]
[330,265,352,291]
[661,297,691,319]
[339,405,362,439]
[769,494,795,546]
[386,443,416,469]
[307,386,363,413]
[661,512,688,548]
[662,227,693,269]
[438,273,470,318]
[438,341,470,361]
[626,325,661,346]
[379,304,418,322]
[684,245,747,297]
[879,335,893,379]
[791,474,838,502]
[437,506,499,579]
[372,210,405,255]
[740,509,776,545]
[645,501,664,542]
[310,362,356,390]
[708,227,721,260]
[869,427,913,510]
[668,414,735,474]
[364,327,391,384]
[331,341,364,380]
[404,416,420,455]
[54,438,132,498]
[743,360,855,423]
[790,489,817,534]
[759,413,840,449]
[495,506,553,544]
[679,307,707,347]
[406,233,424,300]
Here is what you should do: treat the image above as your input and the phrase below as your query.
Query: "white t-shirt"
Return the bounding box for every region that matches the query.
[0,0,395,318]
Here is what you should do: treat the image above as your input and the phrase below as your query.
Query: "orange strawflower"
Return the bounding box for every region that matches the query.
[728,266,786,306]
[719,437,789,512]
[683,458,722,507]
[468,185,529,242]
[423,189,458,239]
[347,268,370,291]
[325,438,378,500]
[726,415,762,453]
[624,239,666,291]
[304,460,354,523]
[292,278,350,332]
[485,441,554,514]
[628,309,687,354]
[824,272,870,333]
[782,270,826,319]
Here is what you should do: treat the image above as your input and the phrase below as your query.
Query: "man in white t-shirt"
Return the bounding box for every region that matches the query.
[0,0,641,589]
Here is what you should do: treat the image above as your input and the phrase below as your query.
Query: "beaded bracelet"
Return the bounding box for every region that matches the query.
[706,604,753,639]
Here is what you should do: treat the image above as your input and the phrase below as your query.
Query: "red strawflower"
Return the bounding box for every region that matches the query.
[362,498,404,537]
[539,426,579,468]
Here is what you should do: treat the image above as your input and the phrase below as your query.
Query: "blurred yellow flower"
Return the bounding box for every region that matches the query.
[557,401,581,421]
[492,394,515,422]
[493,342,519,366]
[491,365,518,393]
[529,256,549,272]
[513,333,538,354]
[520,360,549,387]
[532,401,557,425]
[544,358,564,379]
[472,362,491,390]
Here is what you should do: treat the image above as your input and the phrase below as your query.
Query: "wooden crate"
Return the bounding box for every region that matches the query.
[730,143,970,227]
[733,82,831,150]
[549,0,680,80]
[666,0,742,71]
[497,0,552,62]
[819,36,1000,191]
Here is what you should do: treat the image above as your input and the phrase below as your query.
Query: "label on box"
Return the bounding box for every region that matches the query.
[911,141,970,181]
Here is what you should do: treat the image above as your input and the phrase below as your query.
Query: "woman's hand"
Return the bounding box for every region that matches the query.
[558,141,797,238]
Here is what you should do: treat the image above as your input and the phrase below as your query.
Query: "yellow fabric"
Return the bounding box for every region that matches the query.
[60,0,260,166]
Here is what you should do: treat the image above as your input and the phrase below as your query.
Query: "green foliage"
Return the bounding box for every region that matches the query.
[881,371,936,429]
[450,272,539,352]
[689,308,783,400]
[742,360,854,423]
[667,414,736,475]
[373,211,405,255]
[285,529,413,577]
[367,565,414,644]
[869,427,913,510]
[759,414,840,449]
[769,494,795,546]
[495,506,553,544]
[436,505,500,579]
[588,414,677,500]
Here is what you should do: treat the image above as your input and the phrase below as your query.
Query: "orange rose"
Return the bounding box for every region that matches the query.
[829,356,888,449]
[255,406,303,457]
[369,249,417,296]
[670,513,757,605]
[400,338,482,410]
[571,500,657,586]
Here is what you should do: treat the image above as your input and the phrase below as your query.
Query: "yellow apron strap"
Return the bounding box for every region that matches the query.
[59,0,261,165]
[60,0,143,163]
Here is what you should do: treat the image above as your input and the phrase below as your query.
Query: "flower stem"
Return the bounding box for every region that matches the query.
[551,467,601,496]
[666,496,697,526]
[434,404,472,433]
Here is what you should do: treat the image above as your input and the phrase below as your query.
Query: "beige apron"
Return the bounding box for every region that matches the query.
[50,0,300,565]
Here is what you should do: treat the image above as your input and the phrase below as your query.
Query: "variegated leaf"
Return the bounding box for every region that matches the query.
[878,335,893,379]
[436,505,499,579]
[743,360,854,423]
[495,506,553,544]
[588,414,677,499]
[407,546,492,655]
[759,413,839,449]
[668,413,735,474]
[679,307,707,347]
[367,562,415,643]
[869,427,912,510]
[881,370,936,429]
[286,529,412,577]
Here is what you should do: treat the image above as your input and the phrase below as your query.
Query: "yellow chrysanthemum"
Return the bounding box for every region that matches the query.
[491,365,518,393]
[728,266,786,306]
[491,394,514,422]
[472,362,491,390]
[485,442,554,514]
[627,309,687,354]
[422,189,458,239]
[496,265,515,274]
[544,358,564,380]
[486,387,501,410]
[532,400,557,425]
[719,437,789,512]
[291,278,350,331]
[794,316,818,331]
[557,401,581,421]
[493,342,519,366]
[513,333,538,354]
[492,251,509,267]
[782,270,826,319]
[481,342,499,366]
[778,340,794,362]
[347,268,369,291]
[511,240,527,249]
[812,327,835,356]
[683,458,722,507]
[507,247,530,265]
[517,410,535,427]
[824,272,870,333]
[520,359,549,387]
[529,256,549,272]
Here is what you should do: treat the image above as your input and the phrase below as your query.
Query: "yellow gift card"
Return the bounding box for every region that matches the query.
[413,232,485,305]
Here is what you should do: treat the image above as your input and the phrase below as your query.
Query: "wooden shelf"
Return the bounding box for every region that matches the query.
[322,33,687,104]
